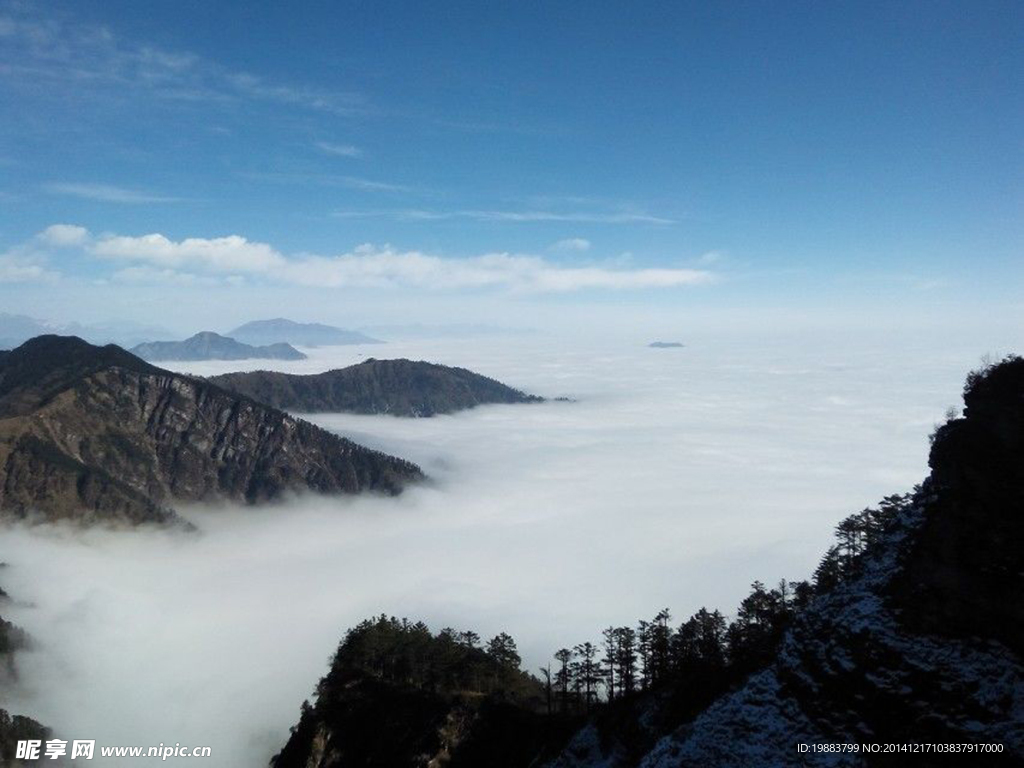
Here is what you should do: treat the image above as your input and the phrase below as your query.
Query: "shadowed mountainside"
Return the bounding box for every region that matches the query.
[131,331,306,362]
[0,336,422,526]
[208,358,544,417]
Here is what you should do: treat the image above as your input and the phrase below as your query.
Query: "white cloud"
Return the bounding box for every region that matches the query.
[10,225,715,294]
[0,258,51,283]
[315,141,363,158]
[551,238,591,252]
[44,183,182,204]
[224,72,365,115]
[333,209,675,225]
[340,177,413,193]
[92,233,285,272]
[698,251,725,264]
[243,172,416,194]
[88,231,711,292]
[36,224,90,247]
[0,227,68,282]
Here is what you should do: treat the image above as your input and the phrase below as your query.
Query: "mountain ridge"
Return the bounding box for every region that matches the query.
[208,358,545,416]
[131,331,306,362]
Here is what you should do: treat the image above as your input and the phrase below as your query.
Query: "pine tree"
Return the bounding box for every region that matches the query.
[485,633,521,670]
[601,626,618,700]
[649,609,672,684]
[574,641,601,711]
[813,544,844,593]
[637,620,652,690]
[613,627,637,695]
[539,664,553,715]
[554,648,573,713]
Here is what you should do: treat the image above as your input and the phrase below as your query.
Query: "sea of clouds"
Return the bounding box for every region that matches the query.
[0,329,1014,766]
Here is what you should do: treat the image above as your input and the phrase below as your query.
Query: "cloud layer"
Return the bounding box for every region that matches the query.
[0,333,976,767]
[18,225,715,293]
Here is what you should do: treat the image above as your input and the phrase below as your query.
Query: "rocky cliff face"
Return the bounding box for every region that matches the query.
[208,358,544,416]
[0,336,423,525]
[894,357,1024,656]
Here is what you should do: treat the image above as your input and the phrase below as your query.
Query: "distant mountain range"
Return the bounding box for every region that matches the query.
[229,318,381,347]
[0,313,381,352]
[0,336,422,526]
[208,358,544,416]
[0,312,172,350]
[131,332,306,362]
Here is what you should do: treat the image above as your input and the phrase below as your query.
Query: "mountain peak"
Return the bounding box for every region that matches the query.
[0,335,156,416]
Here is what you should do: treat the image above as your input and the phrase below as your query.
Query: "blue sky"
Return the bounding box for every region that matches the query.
[0,0,1020,335]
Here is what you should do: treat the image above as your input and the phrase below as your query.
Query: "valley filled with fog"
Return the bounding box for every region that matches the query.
[0,330,1011,766]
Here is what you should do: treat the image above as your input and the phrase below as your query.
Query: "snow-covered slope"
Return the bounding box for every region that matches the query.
[639,493,1024,767]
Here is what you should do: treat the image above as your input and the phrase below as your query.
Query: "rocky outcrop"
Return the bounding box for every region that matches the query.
[0,336,422,525]
[209,358,544,416]
[894,356,1024,655]
[131,331,306,362]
